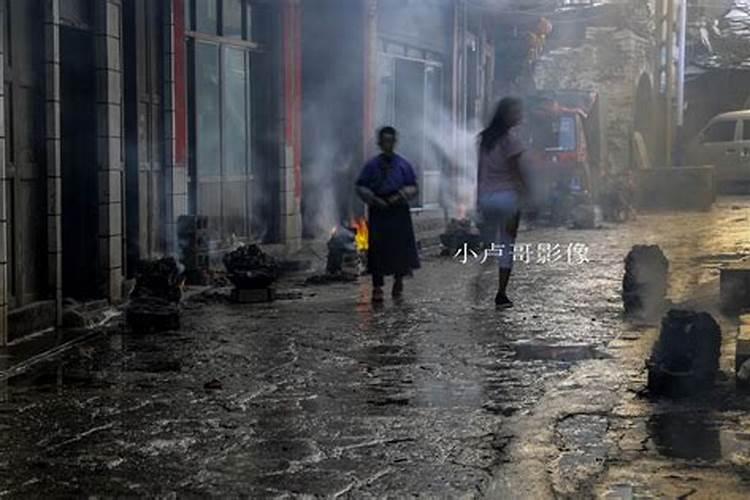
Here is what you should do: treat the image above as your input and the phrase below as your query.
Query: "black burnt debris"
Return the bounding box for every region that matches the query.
[222,245,279,303]
[440,218,482,256]
[622,245,669,318]
[647,309,722,397]
[126,257,184,332]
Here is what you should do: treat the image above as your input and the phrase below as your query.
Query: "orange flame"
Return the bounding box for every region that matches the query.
[352,217,369,252]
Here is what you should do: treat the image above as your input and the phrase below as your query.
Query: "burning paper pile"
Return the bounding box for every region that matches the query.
[326,224,360,277]
[223,244,279,291]
[440,218,482,256]
[647,309,721,397]
[307,219,368,285]
[127,257,184,332]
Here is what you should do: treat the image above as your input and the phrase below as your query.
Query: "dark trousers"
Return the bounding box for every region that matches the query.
[372,273,403,288]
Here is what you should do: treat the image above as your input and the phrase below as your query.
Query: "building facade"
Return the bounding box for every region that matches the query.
[0,0,497,345]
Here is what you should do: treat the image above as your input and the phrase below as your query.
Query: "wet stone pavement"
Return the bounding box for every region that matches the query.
[2,199,750,498]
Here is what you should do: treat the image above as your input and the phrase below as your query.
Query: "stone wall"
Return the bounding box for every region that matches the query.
[534,26,654,173]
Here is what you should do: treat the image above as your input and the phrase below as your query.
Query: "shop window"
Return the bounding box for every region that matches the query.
[188,9,257,238]
[194,41,221,175]
[222,47,249,175]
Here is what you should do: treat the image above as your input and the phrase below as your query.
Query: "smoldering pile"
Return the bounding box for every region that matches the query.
[440,218,482,256]
[223,244,279,302]
[223,244,279,289]
[622,245,669,318]
[126,257,184,332]
[306,225,363,284]
[647,309,721,397]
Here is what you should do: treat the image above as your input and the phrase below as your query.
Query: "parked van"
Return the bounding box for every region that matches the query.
[687,110,750,192]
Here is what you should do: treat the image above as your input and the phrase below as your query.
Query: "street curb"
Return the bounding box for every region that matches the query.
[0,329,106,383]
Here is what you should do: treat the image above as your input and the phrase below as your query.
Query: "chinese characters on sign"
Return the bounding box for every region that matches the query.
[453,242,591,265]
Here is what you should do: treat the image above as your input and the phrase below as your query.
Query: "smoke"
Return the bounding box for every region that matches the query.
[301,96,356,235]
[301,0,364,237]
[300,0,489,235]
[423,105,482,218]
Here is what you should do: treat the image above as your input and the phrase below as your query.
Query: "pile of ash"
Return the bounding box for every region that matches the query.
[622,245,669,318]
[647,309,721,397]
[440,218,482,256]
[127,257,184,332]
[223,244,279,290]
[306,226,362,284]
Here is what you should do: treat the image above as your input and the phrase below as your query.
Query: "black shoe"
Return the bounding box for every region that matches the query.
[392,280,404,298]
[495,293,513,309]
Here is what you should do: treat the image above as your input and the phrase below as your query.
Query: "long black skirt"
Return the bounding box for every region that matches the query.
[367,204,420,277]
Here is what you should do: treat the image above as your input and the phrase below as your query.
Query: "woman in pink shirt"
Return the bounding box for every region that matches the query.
[477,97,529,308]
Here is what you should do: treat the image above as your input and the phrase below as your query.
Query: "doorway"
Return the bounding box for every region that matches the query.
[123,0,165,276]
[4,0,47,309]
[60,26,98,300]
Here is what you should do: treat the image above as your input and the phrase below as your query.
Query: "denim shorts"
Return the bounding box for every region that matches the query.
[478,191,521,269]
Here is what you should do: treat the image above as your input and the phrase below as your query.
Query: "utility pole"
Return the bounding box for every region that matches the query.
[677,0,687,128]
[665,0,675,167]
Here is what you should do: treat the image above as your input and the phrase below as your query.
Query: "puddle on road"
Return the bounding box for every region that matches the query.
[648,412,750,464]
[512,343,609,362]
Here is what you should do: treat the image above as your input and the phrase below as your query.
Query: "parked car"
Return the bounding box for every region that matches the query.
[687,110,750,192]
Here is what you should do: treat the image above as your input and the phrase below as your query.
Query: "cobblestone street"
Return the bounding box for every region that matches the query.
[2,199,750,498]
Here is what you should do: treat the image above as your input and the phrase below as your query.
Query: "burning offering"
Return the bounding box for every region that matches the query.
[126,257,184,332]
[223,244,279,302]
[440,217,482,256]
[647,309,721,397]
[306,221,367,285]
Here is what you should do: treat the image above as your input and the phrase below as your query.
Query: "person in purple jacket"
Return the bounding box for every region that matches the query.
[477,97,530,309]
[356,127,420,303]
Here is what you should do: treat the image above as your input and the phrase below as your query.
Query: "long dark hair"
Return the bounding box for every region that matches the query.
[479,97,522,152]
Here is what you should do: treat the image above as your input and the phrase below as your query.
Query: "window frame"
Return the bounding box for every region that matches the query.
[701,119,738,144]
[186,0,260,237]
[187,0,257,47]
[375,40,446,210]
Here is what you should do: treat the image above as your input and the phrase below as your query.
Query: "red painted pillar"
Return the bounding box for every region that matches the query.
[174,0,188,170]
[283,0,302,200]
